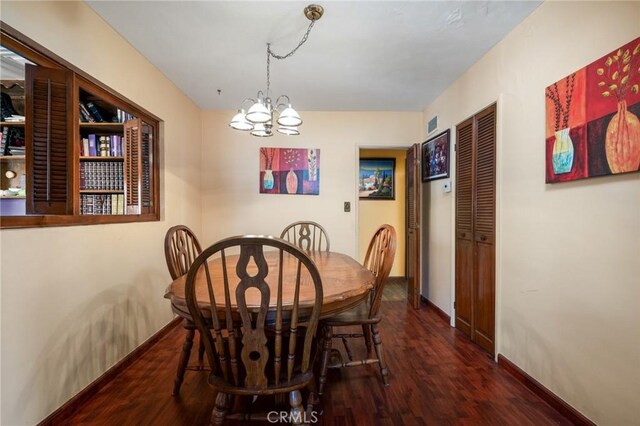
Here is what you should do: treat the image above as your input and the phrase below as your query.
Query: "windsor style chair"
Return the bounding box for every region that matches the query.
[184,236,323,425]
[280,221,330,252]
[317,224,397,395]
[164,225,205,395]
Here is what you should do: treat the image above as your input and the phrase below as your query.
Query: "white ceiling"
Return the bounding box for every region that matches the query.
[87,1,541,112]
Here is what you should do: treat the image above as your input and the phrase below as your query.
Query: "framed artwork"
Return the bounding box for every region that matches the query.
[359,158,395,200]
[545,37,640,183]
[421,129,451,181]
[259,148,320,195]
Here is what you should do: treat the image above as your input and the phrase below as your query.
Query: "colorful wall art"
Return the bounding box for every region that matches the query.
[545,37,640,183]
[359,158,395,200]
[259,148,320,195]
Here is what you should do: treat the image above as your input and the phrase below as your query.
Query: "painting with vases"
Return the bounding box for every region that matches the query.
[545,37,640,183]
[259,147,320,195]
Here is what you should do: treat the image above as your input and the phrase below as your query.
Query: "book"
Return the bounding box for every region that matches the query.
[0,126,8,155]
[79,103,95,123]
[88,134,97,156]
[82,138,89,157]
[99,136,109,157]
[86,102,104,122]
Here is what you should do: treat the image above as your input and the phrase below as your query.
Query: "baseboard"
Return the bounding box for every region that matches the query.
[420,295,451,324]
[497,354,595,426]
[38,317,182,426]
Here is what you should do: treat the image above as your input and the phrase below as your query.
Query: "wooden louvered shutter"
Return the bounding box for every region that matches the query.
[140,122,153,214]
[25,64,73,214]
[455,118,474,337]
[124,119,141,214]
[473,104,496,353]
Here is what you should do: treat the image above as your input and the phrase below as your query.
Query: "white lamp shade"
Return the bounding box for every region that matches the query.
[251,123,273,137]
[229,110,253,131]
[277,125,299,135]
[246,101,272,123]
[277,106,302,127]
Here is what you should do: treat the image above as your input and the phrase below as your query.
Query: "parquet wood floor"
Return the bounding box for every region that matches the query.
[62,281,570,425]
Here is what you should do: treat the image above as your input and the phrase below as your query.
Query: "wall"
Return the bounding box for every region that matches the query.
[421,1,640,424]
[200,111,421,259]
[0,2,202,425]
[358,149,406,276]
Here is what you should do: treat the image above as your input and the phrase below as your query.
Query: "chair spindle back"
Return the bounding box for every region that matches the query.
[363,224,397,317]
[164,225,203,280]
[185,236,323,392]
[280,221,330,252]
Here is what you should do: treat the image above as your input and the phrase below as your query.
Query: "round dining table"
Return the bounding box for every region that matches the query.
[164,250,375,320]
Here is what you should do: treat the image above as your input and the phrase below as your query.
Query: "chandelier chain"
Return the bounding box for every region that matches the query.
[265,20,316,96]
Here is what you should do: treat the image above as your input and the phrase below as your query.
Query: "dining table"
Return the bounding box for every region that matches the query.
[164,250,375,320]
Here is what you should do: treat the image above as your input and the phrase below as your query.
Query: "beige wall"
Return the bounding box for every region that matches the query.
[358,149,406,276]
[421,1,640,424]
[0,2,202,425]
[200,111,421,257]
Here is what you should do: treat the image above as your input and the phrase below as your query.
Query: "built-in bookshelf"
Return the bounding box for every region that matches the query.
[1,26,160,228]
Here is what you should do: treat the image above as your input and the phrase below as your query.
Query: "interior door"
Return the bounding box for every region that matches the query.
[406,144,420,309]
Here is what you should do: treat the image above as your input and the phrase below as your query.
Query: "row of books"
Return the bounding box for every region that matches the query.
[80,162,124,190]
[80,194,125,215]
[79,101,134,124]
[80,134,123,157]
[0,126,25,156]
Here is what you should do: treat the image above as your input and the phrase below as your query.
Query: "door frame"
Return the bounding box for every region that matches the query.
[449,96,503,359]
[354,144,415,293]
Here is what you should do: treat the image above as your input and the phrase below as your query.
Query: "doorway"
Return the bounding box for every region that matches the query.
[357,147,410,300]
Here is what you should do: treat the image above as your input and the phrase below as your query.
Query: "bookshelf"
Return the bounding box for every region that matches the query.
[1,26,160,228]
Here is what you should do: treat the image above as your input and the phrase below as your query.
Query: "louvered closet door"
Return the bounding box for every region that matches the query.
[473,104,496,354]
[455,103,496,355]
[25,64,74,214]
[455,118,474,337]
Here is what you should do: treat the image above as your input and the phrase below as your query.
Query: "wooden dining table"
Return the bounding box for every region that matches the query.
[164,250,375,320]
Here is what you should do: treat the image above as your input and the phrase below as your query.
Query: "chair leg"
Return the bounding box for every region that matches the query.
[371,323,389,386]
[211,392,231,426]
[289,390,304,425]
[318,325,333,396]
[362,324,373,353]
[197,332,205,369]
[172,323,195,395]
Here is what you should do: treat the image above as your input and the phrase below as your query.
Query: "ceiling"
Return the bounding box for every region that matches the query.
[86,1,541,112]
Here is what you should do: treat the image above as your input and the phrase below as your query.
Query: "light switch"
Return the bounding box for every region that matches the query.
[443,179,452,193]
[344,201,351,212]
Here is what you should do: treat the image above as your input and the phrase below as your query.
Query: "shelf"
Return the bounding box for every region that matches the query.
[79,122,124,133]
[0,121,25,126]
[79,190,124,194]
[0,156,25,160]
[80,156,124,161]
[0,195,26,199]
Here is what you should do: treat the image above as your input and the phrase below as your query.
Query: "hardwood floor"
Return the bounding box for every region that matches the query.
[62,280,570,425]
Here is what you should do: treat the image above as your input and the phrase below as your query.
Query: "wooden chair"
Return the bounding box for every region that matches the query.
[317,224,396,395]
[164,225,205,395]
[185,236,323,425]
[280,221,330,252]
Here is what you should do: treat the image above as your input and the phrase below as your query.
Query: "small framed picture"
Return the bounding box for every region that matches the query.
[358,158,395,200]
[421,129,450,182]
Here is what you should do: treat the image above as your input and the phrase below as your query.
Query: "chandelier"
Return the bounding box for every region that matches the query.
[229,4,324,137]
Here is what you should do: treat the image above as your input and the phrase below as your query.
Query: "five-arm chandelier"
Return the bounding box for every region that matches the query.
[229,4,324,137]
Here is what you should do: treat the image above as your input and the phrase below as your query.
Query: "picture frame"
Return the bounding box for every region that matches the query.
[421,129,451,182]
[358,158,395,200]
